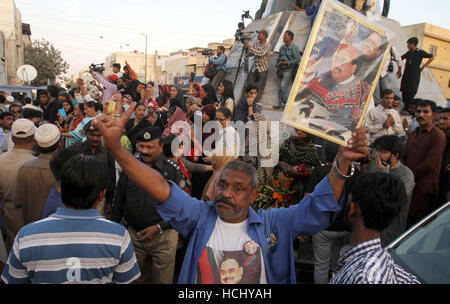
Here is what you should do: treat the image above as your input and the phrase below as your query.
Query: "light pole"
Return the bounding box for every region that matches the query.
[140,33,148,83]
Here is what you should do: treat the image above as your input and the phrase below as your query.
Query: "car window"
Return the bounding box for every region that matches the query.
[390,207,450,284]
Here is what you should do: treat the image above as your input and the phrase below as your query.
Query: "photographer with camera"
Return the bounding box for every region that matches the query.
[90,64,119,105]
[235,23,245,41]
[206,46,227,91]
[244,29,271,105]
[275,31,301,109]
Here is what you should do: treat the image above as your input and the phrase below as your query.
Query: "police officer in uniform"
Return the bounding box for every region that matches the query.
[111,126,185,284]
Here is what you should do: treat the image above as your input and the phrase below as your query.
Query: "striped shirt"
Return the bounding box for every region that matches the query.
[1,208,140,284]
[330,238,420,284]
[248,41,272,72]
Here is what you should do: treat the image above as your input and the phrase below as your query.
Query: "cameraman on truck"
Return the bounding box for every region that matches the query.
[207,46,228,90]
[244,29,271,105]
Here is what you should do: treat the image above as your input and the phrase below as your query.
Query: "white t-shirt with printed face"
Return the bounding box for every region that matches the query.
[196,216,267,284]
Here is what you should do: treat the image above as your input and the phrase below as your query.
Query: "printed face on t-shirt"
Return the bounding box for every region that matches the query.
[220,258,243,284]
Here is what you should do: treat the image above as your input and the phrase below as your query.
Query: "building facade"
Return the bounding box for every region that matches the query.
[0,0,32,85]
[105,50,162,83]
[403,23,450,99]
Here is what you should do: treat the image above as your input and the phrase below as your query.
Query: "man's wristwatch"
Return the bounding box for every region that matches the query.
[333,159,355,180]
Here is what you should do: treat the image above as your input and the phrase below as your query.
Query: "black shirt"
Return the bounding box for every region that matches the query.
[43,99,63,124]
[401,48,433,93]
[111,154,186,231]
[305,164,359,232]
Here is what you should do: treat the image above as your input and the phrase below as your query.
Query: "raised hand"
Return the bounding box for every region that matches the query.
[91,101,137,150]
[338,127,369,166]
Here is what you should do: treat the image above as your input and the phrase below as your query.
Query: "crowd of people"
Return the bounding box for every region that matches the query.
[0,4,448,284]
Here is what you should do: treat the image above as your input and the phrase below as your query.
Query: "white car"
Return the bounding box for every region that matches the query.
[386,202,450,284]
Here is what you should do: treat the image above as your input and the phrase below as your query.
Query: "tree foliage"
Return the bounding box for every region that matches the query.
[24,38,69,86]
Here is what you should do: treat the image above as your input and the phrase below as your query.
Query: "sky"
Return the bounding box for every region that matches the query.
[13,0,450,76]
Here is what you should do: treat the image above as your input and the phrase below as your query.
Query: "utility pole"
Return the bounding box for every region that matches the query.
[141,33,148,83]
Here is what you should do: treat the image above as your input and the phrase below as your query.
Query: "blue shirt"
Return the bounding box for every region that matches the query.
[209,53,227,72]
[1,208,140,284]
[42,187,64,218]
[278,42,301,66]
[157,176,345,284]
[330,238,420,284]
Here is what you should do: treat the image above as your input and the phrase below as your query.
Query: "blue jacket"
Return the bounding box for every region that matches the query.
[209,54,227,72]
[157,176,344,284]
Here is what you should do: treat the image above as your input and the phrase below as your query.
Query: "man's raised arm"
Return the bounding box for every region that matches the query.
[328,128,369,202]
[92,102,171,203]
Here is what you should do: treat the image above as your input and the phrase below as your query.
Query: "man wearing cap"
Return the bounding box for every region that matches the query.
[0,119,37,251]
[5,96,15,108]
[72,120,116,216]
[90,66,119,105]
[15,124,62,228]
[111,126,186,284]
[244,29,272,104]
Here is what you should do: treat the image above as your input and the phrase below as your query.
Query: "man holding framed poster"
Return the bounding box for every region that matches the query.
[282,0,392,147]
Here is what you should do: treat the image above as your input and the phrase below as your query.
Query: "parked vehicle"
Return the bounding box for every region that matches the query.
[386,202,450,284]
[0,85,47,101]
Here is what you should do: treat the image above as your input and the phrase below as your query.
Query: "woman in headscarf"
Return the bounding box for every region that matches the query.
[156,85,170,107]
[168,97,187,113]
[124,102,152,152]
[201,153,238,201]
[162,106,188,138]
[235,83,262,123]
[188,83,202,99]
[61,103,85,147]
[189,103,219,200]
[122,94,133,112]
[152,110,168,132]
[162,134,214,196]
[170,85,184,99]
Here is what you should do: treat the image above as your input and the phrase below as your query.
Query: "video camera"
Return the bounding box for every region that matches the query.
[201,49,215,56]
[236,31,255,43]
[242,10,251,20]
[90,63,105,73]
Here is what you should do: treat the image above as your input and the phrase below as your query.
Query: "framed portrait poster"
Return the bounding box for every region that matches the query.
[281,0,392,146]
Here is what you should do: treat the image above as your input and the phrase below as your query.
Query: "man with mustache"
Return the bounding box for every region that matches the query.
[91,102,369,284]
[402,100,447,228]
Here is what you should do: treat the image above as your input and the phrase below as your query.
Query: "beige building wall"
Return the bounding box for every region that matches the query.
[403,23,450,99]
[105,51,162,83]
[0,0,30,85]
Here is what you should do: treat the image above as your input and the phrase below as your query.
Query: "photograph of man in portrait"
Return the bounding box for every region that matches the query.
[282,0,391,146]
